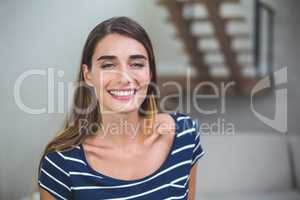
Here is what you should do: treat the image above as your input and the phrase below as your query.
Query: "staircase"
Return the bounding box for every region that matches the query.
[158,0,275,95]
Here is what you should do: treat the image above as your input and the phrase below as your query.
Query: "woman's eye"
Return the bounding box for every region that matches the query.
[101,64,114,68]
[131,63,144,68]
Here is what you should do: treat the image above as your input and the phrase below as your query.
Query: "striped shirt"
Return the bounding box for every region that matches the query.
[38,112,205,200]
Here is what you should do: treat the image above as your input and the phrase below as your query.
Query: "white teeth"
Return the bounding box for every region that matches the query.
[109,90,135,96]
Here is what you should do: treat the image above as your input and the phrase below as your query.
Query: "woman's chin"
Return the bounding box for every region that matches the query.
[104,106,139,114]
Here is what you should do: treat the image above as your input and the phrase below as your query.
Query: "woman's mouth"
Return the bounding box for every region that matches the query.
[107,89,137,101]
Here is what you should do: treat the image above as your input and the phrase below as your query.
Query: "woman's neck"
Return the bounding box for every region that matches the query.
[96,110,145,146]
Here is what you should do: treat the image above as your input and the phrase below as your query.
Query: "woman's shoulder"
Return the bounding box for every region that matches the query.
[163,112,205,166]
[156,112,198,137]
[38,147,81,199]
[158,111,196,125]
[156,111,193,121]
[43,145,82,157]
[40,145,84,171]
[157,112,204,166]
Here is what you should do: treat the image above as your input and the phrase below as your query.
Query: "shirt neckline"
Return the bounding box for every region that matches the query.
[79,111,178,183]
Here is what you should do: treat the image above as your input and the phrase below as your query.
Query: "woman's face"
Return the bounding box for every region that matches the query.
[83,33,151,114]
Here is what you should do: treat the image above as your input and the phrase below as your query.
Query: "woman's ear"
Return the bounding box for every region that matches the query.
[82,64,94,87]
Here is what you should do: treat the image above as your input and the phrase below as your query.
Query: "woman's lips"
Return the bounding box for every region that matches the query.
[107,89,137,101]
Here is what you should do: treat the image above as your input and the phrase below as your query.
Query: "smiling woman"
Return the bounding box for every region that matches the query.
[37,16,205,200]
[82,33,152,115]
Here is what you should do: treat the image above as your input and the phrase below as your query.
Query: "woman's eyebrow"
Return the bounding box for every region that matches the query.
[97,54,147,61]
[97,55,116,61]
[129,54,147,60]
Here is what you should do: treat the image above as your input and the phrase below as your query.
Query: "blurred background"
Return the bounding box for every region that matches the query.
[0,0,299,199]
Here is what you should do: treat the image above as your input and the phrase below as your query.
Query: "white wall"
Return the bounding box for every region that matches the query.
[0,0,174,199]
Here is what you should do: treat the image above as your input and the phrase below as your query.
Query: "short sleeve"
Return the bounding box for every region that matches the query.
[191,118,205,167]
[38,151,72,200]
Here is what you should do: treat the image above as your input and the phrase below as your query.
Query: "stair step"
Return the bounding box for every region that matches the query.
[205,54,225,63]
[235,49,253,54]
[220,3,245,17]
[240,62,253,67]
[228,33,250,39]
[232,39,253,49]
[176,0,240,4]
[203,49,221,54]
[237,54,253,63]
[197,34,216,39]
[205,61,253,67]
[191,16,245,23]
[209,66,230,77]
[182,4,207,18]
[226,22,250,33]
[242,67,256,77]
[204,49,253,55]
[198,39,220,49]
[191,22,214,35]
[194,33,250,40]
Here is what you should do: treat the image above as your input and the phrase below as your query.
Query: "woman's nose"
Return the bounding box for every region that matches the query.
[117,66,133,84]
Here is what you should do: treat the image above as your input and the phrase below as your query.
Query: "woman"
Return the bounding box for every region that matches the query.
[38,16,205,200]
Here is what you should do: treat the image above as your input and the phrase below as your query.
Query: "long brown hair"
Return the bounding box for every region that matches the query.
[38,16,159,176]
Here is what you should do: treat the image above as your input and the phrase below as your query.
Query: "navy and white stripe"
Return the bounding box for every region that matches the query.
[38,112,205,200]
